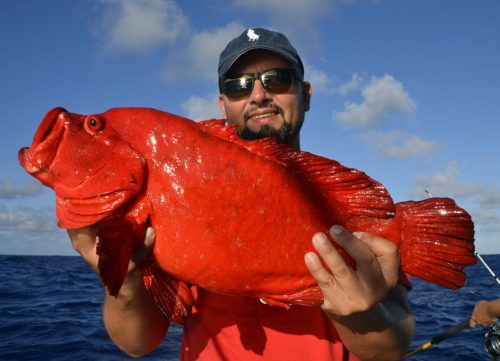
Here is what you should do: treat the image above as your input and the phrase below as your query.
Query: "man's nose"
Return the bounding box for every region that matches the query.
[249,79,272,104]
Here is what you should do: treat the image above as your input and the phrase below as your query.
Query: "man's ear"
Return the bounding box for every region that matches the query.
[302,81,312,112]
[218,94,227,118]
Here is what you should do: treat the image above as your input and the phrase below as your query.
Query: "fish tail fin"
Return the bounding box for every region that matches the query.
[142,262,193,324]
[96,217,145,296]
[396,198,475,289]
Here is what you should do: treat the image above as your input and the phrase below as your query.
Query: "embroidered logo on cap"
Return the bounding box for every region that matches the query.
[246,29,259,42]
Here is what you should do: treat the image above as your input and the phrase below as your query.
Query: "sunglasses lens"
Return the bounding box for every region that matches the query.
[222,68,297,99]
[223,75,254,99]
[261,69,294,93]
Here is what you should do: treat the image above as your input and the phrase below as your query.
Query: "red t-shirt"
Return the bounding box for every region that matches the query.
[180,272,411,361]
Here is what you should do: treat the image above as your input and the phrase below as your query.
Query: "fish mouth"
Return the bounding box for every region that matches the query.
[18,107,68,184]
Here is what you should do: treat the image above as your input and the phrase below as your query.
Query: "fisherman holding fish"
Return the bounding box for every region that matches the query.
[67,28,417,361]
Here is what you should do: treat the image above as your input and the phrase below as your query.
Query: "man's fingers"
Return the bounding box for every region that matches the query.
[353,231,400,288]
[304,251,336,290]
[329,226,374,265]
[312,231,353,281]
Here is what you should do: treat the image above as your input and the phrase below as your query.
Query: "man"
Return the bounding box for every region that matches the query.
[69,28,414,361]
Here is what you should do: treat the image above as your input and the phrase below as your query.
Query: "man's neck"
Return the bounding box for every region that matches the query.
[288,136,301,151]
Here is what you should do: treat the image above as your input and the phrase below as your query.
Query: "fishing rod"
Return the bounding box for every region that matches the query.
[403,319,470,359]
[475,252,500,285]
[404,250,500,359]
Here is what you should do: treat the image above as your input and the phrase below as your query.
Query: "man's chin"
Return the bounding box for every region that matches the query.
[239,123,293,143]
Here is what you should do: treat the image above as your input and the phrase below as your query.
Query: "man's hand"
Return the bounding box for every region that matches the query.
[304,225,400,317]
[470,299,500,328]
[68,226,156,284]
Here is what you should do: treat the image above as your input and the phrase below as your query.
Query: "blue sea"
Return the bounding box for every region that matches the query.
[1,254,498,361]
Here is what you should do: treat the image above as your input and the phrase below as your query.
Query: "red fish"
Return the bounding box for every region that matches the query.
[19,107,475,323]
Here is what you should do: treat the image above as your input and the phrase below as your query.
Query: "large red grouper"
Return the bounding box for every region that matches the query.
[18,107,475,323]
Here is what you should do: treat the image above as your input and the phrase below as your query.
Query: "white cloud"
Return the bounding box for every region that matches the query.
[333,74,416,127]
[304,63,335,94]
[476,187,500,210]
[97,0,189,53]
[0,204,69,255]
[362,130,439,159]
[0,179,44,199]
[0,204,59,232]
[232,0,334,31]
[470,209,500,235]
[410,163,500,244]
[181,93,222,121]
[335,73,364,96]
[413,162,484,199]
[163,22,245,82]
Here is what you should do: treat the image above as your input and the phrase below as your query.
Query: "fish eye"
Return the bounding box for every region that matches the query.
[84,116,105,134]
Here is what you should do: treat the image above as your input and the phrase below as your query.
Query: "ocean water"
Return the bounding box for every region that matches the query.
[0,254,498,361]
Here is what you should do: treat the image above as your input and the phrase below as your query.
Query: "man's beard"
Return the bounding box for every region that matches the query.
[239,123,295,144]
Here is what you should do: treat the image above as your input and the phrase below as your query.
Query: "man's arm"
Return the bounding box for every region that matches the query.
[68,227,169,357]
[305,226,415,361]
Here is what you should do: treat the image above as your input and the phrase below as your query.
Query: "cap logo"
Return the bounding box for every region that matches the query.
[246,29,260,42]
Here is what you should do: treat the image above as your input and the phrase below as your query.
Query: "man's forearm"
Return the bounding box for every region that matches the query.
[103,267,170,357]
[330,285,414,361]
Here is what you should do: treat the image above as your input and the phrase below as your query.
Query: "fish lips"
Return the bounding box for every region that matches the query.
[18,107,67,186]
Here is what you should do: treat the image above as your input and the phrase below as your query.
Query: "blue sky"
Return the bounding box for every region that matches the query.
[1,0,499,256]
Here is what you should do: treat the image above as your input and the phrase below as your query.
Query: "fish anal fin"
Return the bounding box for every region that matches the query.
[96,216,146,296]
[142,262,193,324]
[258,286,323,309]
[396,198,476,289]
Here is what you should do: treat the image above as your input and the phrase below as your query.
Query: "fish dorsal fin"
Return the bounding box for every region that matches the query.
[282,151,396,220]
[198,119,395,220]
[198,119,237,140]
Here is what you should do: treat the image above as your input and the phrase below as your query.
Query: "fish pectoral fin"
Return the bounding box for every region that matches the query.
[96,217,146,296]
[142,262,193,324]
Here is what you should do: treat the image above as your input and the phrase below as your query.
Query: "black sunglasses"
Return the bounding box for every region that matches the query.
[220,68,301,100]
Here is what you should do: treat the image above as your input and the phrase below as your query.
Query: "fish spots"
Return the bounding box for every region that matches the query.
[162,163,176,176]
[147,134,159,154]
[232,236,243,249]
[172,182,185,195]
[171,131,184,144]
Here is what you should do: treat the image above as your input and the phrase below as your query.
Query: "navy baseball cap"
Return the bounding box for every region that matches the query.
[218,28,304,80]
